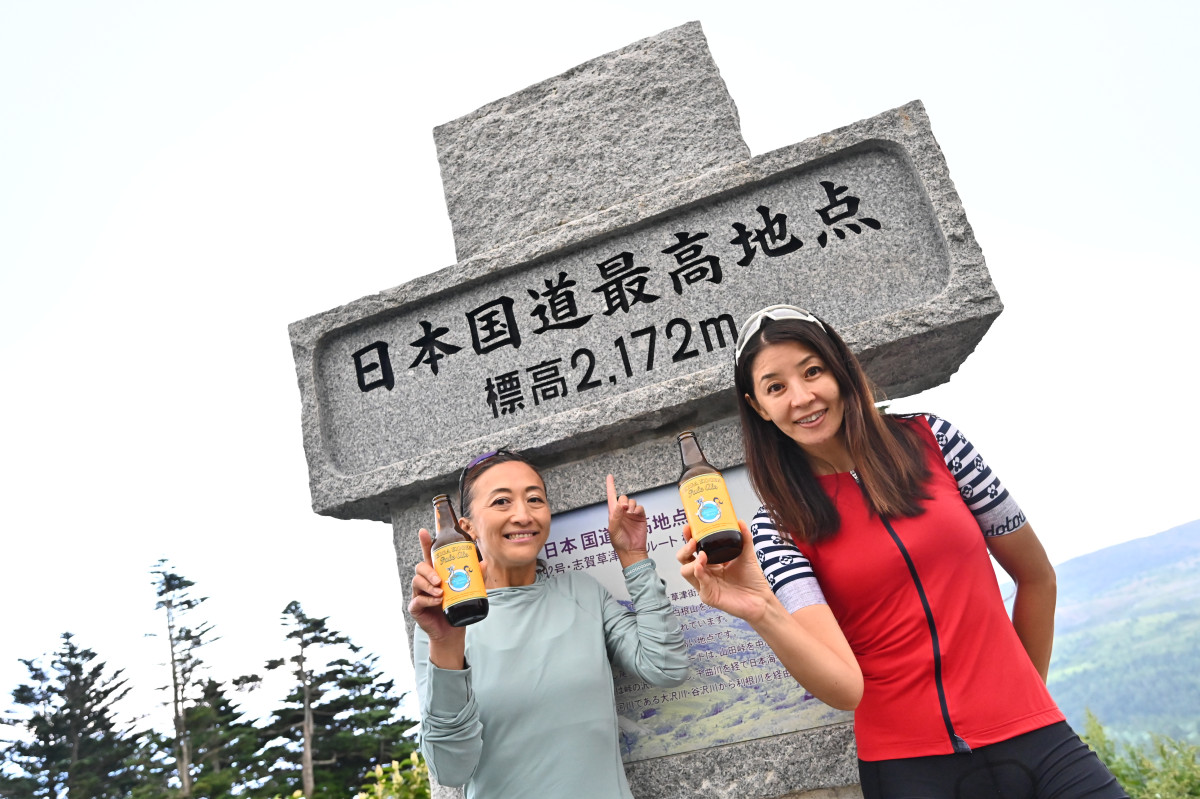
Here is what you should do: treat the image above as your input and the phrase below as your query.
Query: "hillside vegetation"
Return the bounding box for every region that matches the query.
[1040,519,1200,745]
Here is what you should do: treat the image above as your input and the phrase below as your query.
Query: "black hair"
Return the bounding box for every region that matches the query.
[734,315,930,543]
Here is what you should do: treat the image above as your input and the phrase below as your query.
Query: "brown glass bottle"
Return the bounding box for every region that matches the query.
[677,431,743,564]
[431,494,489,627]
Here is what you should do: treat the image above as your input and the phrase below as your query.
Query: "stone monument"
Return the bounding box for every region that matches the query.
[289,21,1001,799]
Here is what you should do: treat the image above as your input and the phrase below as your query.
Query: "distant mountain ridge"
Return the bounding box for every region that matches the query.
[1039,519,1200,744]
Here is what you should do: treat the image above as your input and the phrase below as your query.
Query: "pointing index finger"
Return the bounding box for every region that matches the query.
[419,528,435,565]
[606,473,618,513]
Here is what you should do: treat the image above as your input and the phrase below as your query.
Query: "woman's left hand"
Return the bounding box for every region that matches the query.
[676,522,773,622]
[607,474,649,568]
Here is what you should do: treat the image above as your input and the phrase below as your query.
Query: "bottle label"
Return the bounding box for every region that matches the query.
[434,541,487,609]
[679,474,739,542]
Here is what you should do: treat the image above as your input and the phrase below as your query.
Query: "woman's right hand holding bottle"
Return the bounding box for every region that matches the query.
[676,522,776,624]
[409,528,472,668]
[677,521,864,710]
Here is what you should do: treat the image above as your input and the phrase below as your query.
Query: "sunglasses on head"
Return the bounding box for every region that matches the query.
[734,305,826,364]
[457,448,517,506]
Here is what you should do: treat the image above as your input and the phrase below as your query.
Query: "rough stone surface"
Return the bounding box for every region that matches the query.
[624,721,859,799]
[426,775,863,799]
[317,143,943,479]
[291,100,999,523]
[784,789,864,799]
[434,21,750,262]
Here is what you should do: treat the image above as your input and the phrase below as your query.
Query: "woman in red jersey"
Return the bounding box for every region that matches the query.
[677,305,1126,799]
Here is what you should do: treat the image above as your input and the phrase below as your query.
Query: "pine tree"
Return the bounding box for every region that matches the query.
[0,633,138,799]
[123,729,174,799]
[187,679,260,799]
[257,639,419,799]
[149,560,216,798]
[259,601,358,799]
[309,654,418,796]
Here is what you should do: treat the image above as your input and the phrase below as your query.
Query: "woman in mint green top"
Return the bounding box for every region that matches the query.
[409,450,689,799]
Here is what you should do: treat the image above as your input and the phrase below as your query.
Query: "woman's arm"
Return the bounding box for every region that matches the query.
[606,473,649,568]
[987,523,1057,681]
[922,416,1055,678]
[409,529,481,786]
[411,631,482,788]
[600,559,690,687]
[678,523,863,710]
[600,474,690,686]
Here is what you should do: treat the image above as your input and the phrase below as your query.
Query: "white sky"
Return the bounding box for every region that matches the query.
[2,0,1197,734]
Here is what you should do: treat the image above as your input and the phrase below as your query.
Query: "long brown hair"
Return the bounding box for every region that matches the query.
[734,315,930,544]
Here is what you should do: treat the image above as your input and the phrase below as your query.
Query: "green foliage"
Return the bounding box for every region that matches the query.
[256,603,417,799]
[122,729,175,799]
[0,577,422,799]
[186,679,262,799]
[0,633,139,799]
[313,655,418,791]
[1051,611,1200,744]
[263,755,430,799]
[1083,710,1200,799]
[354,754,430,799]
[1042,521,1200,746]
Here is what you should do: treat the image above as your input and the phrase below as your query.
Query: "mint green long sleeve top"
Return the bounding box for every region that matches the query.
[413,559,688,798]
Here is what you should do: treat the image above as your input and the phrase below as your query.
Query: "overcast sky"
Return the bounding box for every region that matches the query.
[2,0,1197,733]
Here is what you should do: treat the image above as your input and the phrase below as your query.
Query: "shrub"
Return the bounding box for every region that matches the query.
[1083,710,1200,799]
[354,753,431,799]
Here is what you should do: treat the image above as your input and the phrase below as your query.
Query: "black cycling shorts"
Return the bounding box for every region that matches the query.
[858,722,1128,799]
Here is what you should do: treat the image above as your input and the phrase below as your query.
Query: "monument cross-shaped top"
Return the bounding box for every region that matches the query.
[289,20,999,523]
[433,20,750,262]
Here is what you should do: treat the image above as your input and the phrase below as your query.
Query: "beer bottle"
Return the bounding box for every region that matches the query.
[677,431,743,564]
[430,494,489,627]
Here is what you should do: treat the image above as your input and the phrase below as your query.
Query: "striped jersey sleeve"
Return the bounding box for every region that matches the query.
[921,413,1028,537]
[751,507,826,613]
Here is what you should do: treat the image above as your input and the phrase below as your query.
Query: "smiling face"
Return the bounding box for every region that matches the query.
[744,339,851,473]
[459,460,551,585]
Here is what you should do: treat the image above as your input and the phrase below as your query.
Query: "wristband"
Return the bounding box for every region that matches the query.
[622,558,656,579]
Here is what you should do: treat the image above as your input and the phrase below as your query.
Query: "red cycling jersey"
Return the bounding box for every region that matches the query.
[758,417,1063,760]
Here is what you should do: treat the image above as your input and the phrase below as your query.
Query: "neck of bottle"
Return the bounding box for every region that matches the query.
[433,497,459,541]
[679,434,705,469]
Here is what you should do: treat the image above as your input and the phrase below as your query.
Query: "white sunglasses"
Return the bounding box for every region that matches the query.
[734,305,826,364]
